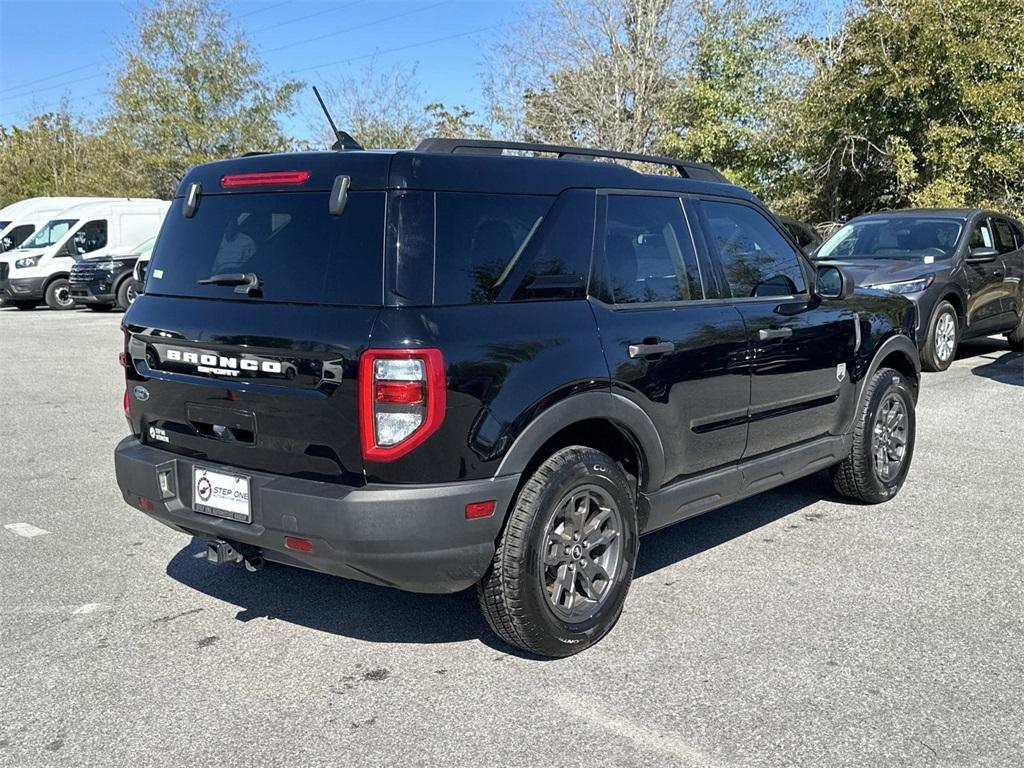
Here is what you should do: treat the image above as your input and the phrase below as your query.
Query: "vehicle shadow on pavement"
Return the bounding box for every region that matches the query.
[165,471,838,653]
[969,349,1023,386]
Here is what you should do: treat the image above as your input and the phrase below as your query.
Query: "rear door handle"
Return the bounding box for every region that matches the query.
[758,327,793,341]
[627,341,674,358]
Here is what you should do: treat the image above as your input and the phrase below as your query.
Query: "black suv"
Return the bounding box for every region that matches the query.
[114,139,921,656]
[814,209,1024,370]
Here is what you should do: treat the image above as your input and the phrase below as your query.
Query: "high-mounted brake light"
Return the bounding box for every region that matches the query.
[220,170,310,189]
[359,349,446,462]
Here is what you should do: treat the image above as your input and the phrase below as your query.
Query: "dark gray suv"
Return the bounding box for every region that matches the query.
[814,209,1024,371]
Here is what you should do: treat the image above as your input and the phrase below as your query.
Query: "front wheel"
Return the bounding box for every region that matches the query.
[922,300,958,371]
[832,368,916,504]
[478,446,639,657]
[44,278,75,310]
[117,278,136,310]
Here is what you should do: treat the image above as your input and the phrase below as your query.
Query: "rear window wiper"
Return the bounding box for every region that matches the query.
[198,272,262,296]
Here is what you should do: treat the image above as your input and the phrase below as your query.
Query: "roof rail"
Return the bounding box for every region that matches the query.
[414,138,728,183]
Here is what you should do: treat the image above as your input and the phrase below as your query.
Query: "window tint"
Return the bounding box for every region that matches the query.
[701,200,806,297]
[602,195,702,304]
[434,193,552,305]
[146,191,384,306]
[969,219,995,249]
[73,220,108,255]
[993,219,1018,253]
[1,224,34,251]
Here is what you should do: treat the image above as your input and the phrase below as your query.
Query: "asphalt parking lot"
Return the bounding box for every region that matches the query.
[1,306,1022,768]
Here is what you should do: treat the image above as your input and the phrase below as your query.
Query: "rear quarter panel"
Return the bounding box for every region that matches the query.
[366,301,608,484]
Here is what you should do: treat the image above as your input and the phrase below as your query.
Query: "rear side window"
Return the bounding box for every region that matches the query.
[601,194,702,304]
[699,200,807,298]
[434,193,552,305]
[146,192,384,305]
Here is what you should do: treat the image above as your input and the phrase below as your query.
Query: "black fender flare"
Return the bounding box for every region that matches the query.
[495,391,666,493]
[850,333,921,428]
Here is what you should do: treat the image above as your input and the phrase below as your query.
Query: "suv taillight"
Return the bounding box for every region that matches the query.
[359,349,446,461]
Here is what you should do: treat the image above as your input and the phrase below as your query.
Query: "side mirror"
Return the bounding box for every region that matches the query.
[967,246,999,262]
[815,265,854,301]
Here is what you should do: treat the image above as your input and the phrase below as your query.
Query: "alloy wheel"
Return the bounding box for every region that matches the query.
[872,394,908,482]
[935,312,956,362]
[539,484,624,623]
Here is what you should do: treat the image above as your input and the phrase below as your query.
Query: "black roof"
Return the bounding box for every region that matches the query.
[175,141,753,203]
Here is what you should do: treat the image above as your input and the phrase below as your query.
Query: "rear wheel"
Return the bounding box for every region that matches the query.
[922,300,958,371]
[44,278,75,310]
[832,368,916,504]
[12,300,38,311]
[478,446,639,657]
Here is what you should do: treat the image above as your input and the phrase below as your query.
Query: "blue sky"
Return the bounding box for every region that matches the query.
[0,0,522,142]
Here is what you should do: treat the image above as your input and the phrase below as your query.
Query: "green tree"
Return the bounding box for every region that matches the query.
[660,0,799,195]
[108,0,301,197]
[794,0,1024,220]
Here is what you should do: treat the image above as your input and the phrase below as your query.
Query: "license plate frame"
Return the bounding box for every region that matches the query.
[192,466,252,524]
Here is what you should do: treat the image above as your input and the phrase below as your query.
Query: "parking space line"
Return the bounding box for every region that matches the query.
[4,522,51,538]
[72,603,109,615]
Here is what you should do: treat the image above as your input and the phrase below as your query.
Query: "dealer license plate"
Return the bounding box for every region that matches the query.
[192,467,251,523]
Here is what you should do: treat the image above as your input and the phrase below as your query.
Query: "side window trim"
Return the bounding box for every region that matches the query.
[593,188,708,308]
[691,194,813,301]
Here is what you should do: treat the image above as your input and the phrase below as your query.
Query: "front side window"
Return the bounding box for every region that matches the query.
[602,194,702,305]
[1,224,34,252]
[72,220,108,255]
[21,218,76,249]
[969,219,995,250]
[993,219,1018,254]
[700,200,806,298]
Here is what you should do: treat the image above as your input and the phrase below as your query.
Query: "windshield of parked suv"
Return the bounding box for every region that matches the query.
[816,217,964,261]
[145,192,384,305]
[21,218,77,249]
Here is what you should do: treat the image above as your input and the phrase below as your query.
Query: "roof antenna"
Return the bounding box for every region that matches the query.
[313,86,363,151]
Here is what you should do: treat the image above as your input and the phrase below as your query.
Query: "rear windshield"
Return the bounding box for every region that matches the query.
[146,192,384,305]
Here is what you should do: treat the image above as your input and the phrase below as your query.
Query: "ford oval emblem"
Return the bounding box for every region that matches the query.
[133,385,150,402]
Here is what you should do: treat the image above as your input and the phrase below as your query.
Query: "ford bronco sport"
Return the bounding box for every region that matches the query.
[115,138,921,657]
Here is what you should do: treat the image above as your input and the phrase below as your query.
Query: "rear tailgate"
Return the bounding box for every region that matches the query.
[124,166,387,484]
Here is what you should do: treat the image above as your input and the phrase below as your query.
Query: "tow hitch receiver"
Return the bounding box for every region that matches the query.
[205,539,265,571]
[206,539,242,565]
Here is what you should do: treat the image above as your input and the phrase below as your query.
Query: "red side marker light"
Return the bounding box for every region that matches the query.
[465,500,496,520]
[220,170,310,188]
[138,497,155,511]
[284,536,313,553]
[123,389,130,417]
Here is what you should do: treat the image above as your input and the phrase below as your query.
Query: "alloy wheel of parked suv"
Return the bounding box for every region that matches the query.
[479,447,639,657]
[923,300,959,371]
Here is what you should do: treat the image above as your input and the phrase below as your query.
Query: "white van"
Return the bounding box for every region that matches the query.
[0,198,170,310]
[0,197,107,254]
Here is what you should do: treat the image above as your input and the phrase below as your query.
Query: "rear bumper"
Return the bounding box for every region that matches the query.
[0,276,45,301]
[114,437,519,593]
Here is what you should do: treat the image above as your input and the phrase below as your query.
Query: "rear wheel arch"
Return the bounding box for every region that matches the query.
[495,392,665,495]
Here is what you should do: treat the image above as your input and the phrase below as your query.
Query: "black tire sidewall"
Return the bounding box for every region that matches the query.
[45,278,75,310]
[857,371,916,501]
[925,301,958,371]
[117,278,133,310]
[517,452,638,654]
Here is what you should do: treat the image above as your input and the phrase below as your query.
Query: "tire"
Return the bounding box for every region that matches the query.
[44,278,75,310]
[1007,312,1024,352]
[116,278,136,310]
[478,446,639,657]
[12,300,38,311]
[832,368,916,504]
[922,300,958,371]
[87,304,114,312]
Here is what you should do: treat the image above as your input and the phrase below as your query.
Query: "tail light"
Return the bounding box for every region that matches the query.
[359,349,445,461]
[220,170,310,188]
